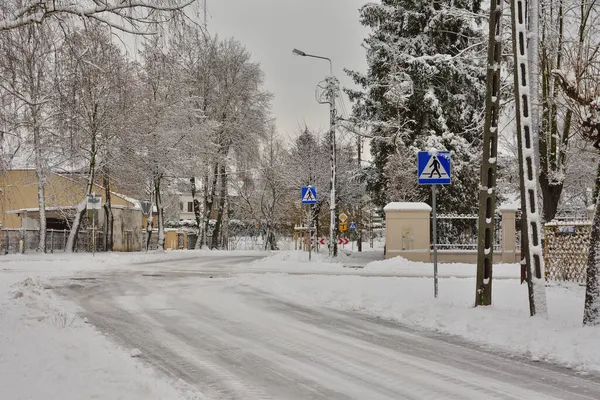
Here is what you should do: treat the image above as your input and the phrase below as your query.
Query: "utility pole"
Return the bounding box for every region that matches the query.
[328,75,339,257]
[475,0,503,306]
[476,0,548,314]
[510,0,547,316]
[291,48,338,256]
[357,136,362,252]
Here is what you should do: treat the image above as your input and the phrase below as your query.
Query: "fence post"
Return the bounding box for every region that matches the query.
[50,230,54,253]
[499,206,517,263]
[19,228,25,254]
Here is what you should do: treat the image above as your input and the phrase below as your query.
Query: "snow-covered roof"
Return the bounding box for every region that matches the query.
[110,192,141,208]
[111,205,141,210]
[6,206,76,214]
[383,202,432,212]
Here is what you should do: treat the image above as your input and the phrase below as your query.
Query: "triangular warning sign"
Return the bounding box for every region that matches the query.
[302,188,316,202]
[419,155,449,180]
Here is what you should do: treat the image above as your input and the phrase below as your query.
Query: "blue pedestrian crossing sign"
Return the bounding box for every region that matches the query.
[349,221,357,231]
[418,151,451,185]
[301,186,317,204]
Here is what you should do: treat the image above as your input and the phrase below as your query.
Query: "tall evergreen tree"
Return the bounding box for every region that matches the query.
[346,0,486,213]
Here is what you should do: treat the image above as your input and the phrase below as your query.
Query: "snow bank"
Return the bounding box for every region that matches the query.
[0,249,269,276]
[0,275,204,400]
[234,256,600,374]
[364,256,521,278]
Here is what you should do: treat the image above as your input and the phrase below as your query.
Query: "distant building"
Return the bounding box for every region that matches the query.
[0,169,144,251]
[178,194,196,221]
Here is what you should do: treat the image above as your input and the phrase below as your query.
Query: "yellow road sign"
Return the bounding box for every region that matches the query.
[339,222,348,232]
[339,213,348,223]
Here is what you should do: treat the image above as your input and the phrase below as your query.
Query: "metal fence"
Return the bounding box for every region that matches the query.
[141,230,160,250]
[226,235,294,251]
[434,213,502,251]
[544,221,590,284]
[1,229,106,254]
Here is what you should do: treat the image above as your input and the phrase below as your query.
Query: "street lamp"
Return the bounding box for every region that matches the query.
[293,47,338,256]
[292,48,333,76]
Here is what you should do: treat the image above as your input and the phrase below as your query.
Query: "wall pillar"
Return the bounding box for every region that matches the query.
[588,205,595,221]
[384,202,431,262]
[499,206,517,263]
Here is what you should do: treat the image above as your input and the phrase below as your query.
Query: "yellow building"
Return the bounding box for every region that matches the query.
[0,169,143,251]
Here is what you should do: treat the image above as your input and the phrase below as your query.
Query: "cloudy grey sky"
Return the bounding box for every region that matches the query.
[206,0,371,141]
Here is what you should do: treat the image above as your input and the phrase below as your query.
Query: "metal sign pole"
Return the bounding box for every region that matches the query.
[418,151,450,299]
[307,204,312,261]
[92,208,96,257]
[432,185,438,298]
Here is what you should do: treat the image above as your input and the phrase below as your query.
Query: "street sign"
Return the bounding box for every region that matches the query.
[338,237,350,245]
[418,151,451,185]
[339,222,348,232]
[417,150,451,299]
[301,186,317,204]
[86,194,102,210]
[349,221,357,231]
[339,212,348,222]
[319,237,327,245]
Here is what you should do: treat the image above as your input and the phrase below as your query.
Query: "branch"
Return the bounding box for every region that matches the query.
[0,0,196,32]
[551,69,593,106]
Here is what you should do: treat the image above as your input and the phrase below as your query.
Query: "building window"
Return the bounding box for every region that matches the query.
[179,202,183,211]
[188,202,193,213]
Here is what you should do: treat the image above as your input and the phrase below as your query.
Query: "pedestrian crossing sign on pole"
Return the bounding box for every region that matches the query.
[418,151,451,185]
[301,186,317,204]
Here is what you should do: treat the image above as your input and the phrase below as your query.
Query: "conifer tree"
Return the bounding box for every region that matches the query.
[346,0,486,213]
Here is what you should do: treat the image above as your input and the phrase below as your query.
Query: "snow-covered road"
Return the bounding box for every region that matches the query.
[54,254,600,399]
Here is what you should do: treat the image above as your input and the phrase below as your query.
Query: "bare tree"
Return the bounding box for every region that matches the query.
[55,24,135,251]
[127,35,194,249]
[538,0,600,220]
[231,124,289,250]
[0,22,58,252]
[547,2,600,325]
[183,37,271,249]
[0,0,196,33]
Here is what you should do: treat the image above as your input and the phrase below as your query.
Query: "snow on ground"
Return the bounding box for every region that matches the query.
[0,251,242,400]
[363,254,521,278]
[1,249,269,277]
[232,253,600,374]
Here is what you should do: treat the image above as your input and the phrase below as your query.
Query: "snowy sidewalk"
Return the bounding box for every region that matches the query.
[233,253,600,374]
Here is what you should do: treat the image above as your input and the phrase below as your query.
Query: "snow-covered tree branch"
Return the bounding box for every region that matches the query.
[0,0,196,33]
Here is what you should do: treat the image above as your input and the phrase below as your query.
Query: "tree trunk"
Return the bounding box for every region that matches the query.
[211,163,227,249]
[145,192,154,251]
[592,161,600,203]
[33,123,46,253]
[67,132,97,251]
[103,173,113,251]
[155,176,165,250]
[191,177,203,249]
[203,162,218,248]
[539,173,564,222]
[66,159,96,252]
[584,187,600,325]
